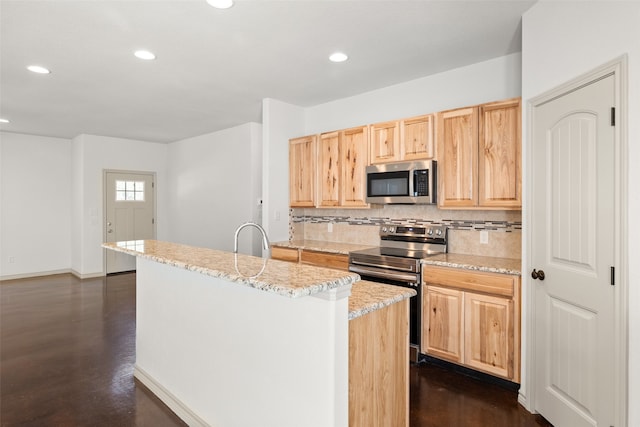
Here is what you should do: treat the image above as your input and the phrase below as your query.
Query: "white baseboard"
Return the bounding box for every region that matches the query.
[0,269,107,281]
[0,268,72,281]
[70,269,104,279]
[134,365,210,427]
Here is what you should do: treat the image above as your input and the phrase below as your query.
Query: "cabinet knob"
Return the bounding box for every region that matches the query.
[531,269,545,281]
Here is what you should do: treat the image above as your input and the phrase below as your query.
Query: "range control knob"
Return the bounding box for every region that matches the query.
[389,226,395,233]
[436,229,442,236]
[427,229,433,235]
[381,226,388,232]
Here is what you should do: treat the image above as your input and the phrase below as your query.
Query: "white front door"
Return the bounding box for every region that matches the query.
[105,171,155,274]
[531,74,616,426]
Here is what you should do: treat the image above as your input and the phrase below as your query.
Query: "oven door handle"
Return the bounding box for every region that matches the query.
[349,259,417,273]
[349,265,419,283]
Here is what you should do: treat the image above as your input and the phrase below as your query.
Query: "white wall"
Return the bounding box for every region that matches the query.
[305,53,522,134]
[71,134,168,276]
[0,132,72,279]
[166,123,263,255]
[262,98,306,243]
[522,2,639,425]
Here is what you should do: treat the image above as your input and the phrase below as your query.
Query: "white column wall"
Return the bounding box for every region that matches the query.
[522,2,639,424]
[261,98,305,243]
[71,134,168,277]
[166,123,263,255]
[0,132,72,279]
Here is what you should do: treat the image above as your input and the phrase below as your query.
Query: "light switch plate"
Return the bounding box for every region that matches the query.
[480,230,489,244]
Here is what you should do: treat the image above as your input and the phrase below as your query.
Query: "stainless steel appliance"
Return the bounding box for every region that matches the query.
[365,160,437,205]
[348,224,448,360]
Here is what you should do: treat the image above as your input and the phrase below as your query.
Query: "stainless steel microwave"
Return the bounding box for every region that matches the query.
[365,160,437,204]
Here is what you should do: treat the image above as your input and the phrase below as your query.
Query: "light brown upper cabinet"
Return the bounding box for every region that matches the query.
[289,135,317,207]
[478,98,522,208]
[293,126,369,209]
[437,98,521,209]
[370,114,434,164]
[340,126,369,207]
[318,131,341,207]
[370,121,400,164]
[401,114,435,160]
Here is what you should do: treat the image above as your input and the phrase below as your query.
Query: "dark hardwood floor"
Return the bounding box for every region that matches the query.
[1,273,552,427]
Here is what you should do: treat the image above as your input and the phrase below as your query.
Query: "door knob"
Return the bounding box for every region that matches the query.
[531,269,545,280]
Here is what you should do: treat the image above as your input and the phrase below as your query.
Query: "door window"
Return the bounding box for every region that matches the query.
[115,180,145,201]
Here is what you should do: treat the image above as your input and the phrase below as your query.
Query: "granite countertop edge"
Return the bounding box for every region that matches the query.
[348,280,417,320]
[422,254,522,276]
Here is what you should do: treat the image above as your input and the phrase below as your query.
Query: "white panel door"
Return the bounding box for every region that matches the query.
[105,171,155,274]
[531,75,615,426]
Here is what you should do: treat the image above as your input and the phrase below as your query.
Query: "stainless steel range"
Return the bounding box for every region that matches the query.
[348,224,448,358]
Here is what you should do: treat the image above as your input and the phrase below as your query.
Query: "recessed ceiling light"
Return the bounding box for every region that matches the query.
[27,65,51,74]
[134,50,156,60]
[0,118,9,124]
[329,52,348,63]
[207,0,233,9]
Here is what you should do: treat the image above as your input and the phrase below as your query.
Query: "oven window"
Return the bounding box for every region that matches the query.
[367,171,409,197]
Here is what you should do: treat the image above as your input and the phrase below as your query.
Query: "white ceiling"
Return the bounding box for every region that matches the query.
[0,0,535,143]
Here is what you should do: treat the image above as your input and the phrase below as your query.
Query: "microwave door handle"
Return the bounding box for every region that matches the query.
[411,170,416,197]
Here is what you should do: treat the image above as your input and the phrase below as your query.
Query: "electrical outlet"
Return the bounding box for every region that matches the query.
[8,256,16,264]
[480,230,489,244]
[327,223,333,233]
[274,210,281,221]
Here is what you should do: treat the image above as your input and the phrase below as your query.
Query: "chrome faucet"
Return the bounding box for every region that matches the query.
[233,222,270,257]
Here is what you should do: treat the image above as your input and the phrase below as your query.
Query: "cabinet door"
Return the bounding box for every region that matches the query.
[437,107,479,208]
[370,121,400,164]
[270,246,299,263]
[289,135,317,207]
[401,114,434,160]
[318,131,341,207]
[464,292,513,379]
[423,285,463,363]
[300,250,349,270]
[478,98,521,208]
[341,126,369,207]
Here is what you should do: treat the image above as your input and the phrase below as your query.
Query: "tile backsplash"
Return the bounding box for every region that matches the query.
[290,204,522,259]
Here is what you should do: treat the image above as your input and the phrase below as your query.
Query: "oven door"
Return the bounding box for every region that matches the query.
[348,264,421,352]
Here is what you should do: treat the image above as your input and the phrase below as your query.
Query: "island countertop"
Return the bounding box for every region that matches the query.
[103,240,359,298]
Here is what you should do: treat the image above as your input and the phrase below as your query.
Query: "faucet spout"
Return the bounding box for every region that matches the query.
[233,222,270,257]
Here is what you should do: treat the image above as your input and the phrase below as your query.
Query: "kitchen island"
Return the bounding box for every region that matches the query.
[103,240,414,427]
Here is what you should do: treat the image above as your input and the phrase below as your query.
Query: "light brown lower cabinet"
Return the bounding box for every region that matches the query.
[349,299,409,427]
[270,246,299,263]
[271,247,349,271]
[300,250,349,270]
[422,266,520,383]
[423,285,463,363]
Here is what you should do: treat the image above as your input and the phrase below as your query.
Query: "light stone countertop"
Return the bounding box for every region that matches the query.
[103,240,359,298]
[348,280,416,320]
[422,253,522,275]
[271,240,376,255]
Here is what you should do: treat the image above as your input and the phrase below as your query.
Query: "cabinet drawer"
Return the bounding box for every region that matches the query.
[271,246,300,263]
[423,266,515,297]
[300,250,349,271]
